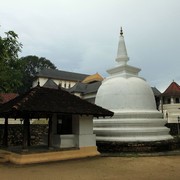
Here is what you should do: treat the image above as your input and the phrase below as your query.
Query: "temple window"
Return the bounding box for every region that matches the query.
[167,98,171,104]
[57,114,72,134]
[175,98,179,103]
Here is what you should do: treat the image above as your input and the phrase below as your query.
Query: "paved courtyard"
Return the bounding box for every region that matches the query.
[0,155,180,180]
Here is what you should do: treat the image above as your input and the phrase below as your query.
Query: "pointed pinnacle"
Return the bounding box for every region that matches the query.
[120,27,123,36]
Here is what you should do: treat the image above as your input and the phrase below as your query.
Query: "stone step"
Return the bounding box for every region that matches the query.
[94,127,170,136]
[96,135,173,142]
[93,118,167,127]
[111,111,163,119]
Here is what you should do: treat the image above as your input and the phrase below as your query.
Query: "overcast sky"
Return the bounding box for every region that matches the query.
[1,0,180,92]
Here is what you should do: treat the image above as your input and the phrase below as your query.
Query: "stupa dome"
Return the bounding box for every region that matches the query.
[96,76,156,112]
[93,28,173,143]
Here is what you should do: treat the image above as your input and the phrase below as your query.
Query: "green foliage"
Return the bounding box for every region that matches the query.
[0,27,57,94]
[0,30,23,93]
[18,55,56,93]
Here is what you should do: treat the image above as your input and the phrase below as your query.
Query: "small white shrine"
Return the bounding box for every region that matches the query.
[93,28,173,142]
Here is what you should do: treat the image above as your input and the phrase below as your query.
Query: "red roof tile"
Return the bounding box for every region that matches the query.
[162,82,180,96]
[0,93,18,104]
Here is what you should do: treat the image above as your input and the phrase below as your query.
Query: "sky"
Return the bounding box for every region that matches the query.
[0,0,180,92]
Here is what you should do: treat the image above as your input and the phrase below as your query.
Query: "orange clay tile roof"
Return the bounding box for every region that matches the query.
[82,73,103,84]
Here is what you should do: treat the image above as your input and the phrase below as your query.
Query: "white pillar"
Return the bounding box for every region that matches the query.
[171,97,174,104]
[72,115,96,148]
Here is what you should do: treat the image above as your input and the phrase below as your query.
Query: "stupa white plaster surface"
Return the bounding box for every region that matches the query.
[93,28,173,142]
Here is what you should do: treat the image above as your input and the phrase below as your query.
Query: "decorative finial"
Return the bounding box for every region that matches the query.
[37,80,40,87]
[120,27,123,36]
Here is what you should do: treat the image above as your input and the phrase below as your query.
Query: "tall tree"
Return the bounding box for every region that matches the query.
[18,55,56,93]
[0,30,23,93]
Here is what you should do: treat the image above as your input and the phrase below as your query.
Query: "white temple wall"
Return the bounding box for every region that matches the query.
[43,114,96,148]
[43,114,76,148]
[53,80,76,89]
[32,77,76,89]
[32,77,48,87]
[163,104,180,123]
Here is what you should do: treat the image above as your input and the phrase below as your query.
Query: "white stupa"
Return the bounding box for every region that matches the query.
[93,28,173,143]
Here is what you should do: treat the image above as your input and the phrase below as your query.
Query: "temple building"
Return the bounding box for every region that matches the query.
[160,81,180,123]
[32,68,89,89]
[93,28,173,148]
[33,69,103,103]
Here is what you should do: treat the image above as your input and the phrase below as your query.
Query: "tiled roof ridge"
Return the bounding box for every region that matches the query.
[37,68,90,79]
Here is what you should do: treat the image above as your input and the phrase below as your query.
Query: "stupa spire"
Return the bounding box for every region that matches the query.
[116,27,129,65]
[120,27,123,36]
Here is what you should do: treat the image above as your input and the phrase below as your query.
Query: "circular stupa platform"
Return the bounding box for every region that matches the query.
[97,138,180,153]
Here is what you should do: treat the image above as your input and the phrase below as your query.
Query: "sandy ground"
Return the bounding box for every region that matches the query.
[0,155,180,180]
